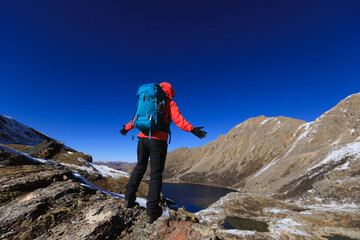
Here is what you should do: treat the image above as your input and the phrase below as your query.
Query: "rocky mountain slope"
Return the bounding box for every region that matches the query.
[164,94,360,200]
[0,114,49,146]
[0,114,220,239]
[164,93,360,239]
[164,115,305,188]
[243,93,360,200]
[0,145,219,240]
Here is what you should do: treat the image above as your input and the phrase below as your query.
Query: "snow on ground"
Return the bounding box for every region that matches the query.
[217,229,256,237]
[66,157,129,178]
[331,138,341,145]
[0,145,171,216]
[60,162,97,174]
[308,141,360,172]
[70,171,171,216]
[260,118,272,126]
[264,208,289,214]
[0,146,129,179]
[283,122,312,158]
[252,122,313,178]
[0,114,46,145]
[270,120,281,133]
[252,155,281,178]
[304,202,359,213]
[270,218,310,237]
[334,161,351,170]
[91,162,130,178]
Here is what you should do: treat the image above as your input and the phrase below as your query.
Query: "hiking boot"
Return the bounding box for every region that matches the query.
[125,200,139,208]
[147,210,163,224]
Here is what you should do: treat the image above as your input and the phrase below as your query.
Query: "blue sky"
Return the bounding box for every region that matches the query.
[1,0,359,162]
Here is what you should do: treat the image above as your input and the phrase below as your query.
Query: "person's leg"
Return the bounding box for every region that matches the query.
[125,138,150,204]
[146,139,168,217]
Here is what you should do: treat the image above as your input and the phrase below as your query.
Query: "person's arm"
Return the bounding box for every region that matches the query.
[120,119,135,136]
[169,100,194,132]
[124,119,135,131]
[169,100,207,138]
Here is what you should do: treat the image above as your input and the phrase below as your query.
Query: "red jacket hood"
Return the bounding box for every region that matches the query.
[160,82,175,99]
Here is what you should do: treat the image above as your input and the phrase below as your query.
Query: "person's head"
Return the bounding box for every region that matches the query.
[159,82,175,99]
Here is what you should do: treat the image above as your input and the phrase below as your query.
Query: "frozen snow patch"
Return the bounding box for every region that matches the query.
[91,163,130,178]
[264,208,288,214]
[332,138,341,145]
[61,163,96,174]
[271,218,310,237]
[306,202,359,212]
[308,141,360,172]
[260,118,271,126]
[218,229,256,237]
[335,161,350,171]
[283,122,312,158]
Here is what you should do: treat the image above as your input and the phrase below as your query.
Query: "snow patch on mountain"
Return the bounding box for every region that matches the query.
[61,157,129,179]
[270,218,310,237]
[0,114,47,145]
[308,141,360,172]
[91,162,130,178]
[283,122,312,158]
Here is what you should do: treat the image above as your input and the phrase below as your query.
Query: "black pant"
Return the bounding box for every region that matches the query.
[125,137,168,216]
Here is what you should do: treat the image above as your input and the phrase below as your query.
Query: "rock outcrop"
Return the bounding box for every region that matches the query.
[0,118,220,240]
[0,147,142,240]
[0,143,218,240]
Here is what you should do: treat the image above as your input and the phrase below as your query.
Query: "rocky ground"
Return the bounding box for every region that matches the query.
[0,144,221,240]
[197,192,360,239]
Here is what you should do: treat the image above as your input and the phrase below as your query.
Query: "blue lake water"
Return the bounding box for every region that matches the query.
[162,182,236,213]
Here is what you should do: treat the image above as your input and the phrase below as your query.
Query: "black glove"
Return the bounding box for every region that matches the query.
[191,127,207,139]
[120,125,129,136]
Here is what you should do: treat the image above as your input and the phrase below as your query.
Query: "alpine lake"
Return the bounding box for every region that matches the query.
[161,182,236,213]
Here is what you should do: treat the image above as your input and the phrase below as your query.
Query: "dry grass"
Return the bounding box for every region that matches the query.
[3,144,33,152]
[91,176,148,198]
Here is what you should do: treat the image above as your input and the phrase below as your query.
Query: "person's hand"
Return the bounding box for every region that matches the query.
[191,127,207,139]
[120,125,129,136]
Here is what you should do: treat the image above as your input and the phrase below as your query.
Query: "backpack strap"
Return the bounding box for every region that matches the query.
[131,102,139,141]
[168,126,172,144]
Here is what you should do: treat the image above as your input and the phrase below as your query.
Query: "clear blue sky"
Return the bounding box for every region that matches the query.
[1,1,359,162]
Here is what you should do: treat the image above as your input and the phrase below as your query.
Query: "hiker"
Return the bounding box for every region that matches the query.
[120,82,207,223]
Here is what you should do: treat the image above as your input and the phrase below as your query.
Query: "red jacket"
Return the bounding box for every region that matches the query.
[125,82,194,141]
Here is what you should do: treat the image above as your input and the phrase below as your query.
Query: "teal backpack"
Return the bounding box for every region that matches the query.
[131,83,168,140]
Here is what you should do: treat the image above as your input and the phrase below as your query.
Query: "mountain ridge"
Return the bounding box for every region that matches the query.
[164,92,360,202]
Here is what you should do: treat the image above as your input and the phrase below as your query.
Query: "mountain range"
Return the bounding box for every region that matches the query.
[1,92,359,239]
[164,93,360,203]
